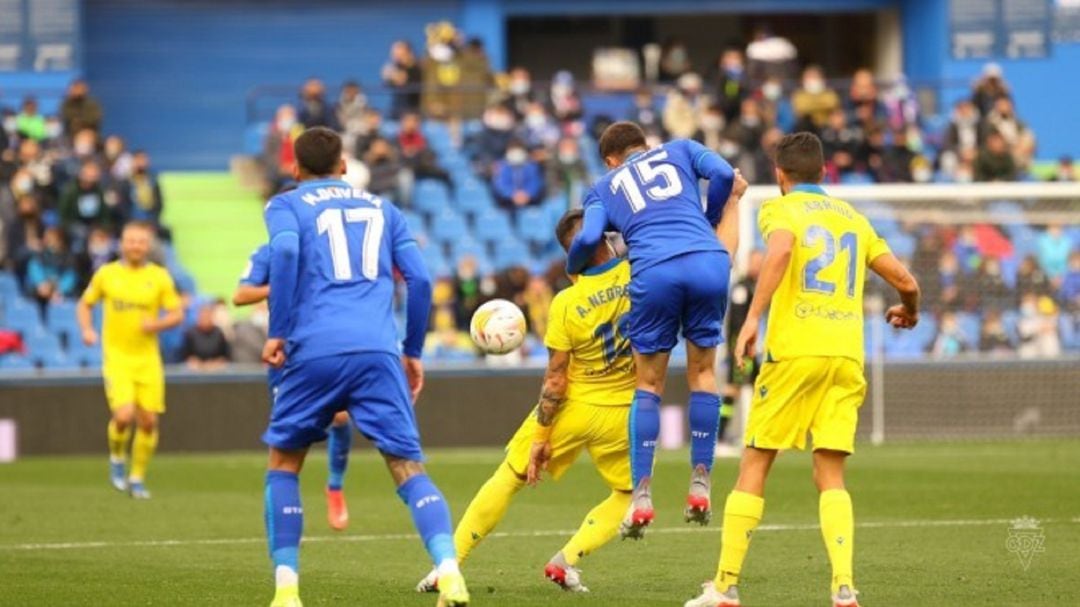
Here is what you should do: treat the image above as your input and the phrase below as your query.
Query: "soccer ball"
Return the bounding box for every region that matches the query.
[470,299,527,355]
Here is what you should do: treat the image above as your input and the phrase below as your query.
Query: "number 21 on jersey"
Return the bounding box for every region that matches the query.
[317,207,384,281]
[610,150,683,212]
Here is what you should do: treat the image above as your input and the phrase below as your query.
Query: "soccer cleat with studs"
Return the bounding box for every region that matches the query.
[684,581,740,607]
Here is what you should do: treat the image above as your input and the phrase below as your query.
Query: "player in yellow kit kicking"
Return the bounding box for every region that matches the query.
[417,209,635,594]
[685,133,920,607]
[76,221,184,499]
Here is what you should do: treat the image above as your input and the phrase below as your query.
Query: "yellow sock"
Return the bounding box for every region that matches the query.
[715,490,765,590]
[107,421,132,461]
[129,427,158,482]
[453,463,524,564]
[561,490,631,566]
[819,489,854,593]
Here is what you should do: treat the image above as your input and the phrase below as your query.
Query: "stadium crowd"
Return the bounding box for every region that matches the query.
[1,22,1078,372]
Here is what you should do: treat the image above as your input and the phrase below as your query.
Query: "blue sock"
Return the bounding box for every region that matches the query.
[264,470,303,574]
[397,474,456,565]
[630,389,661,488]
[326,423,352,491]
[688,391,721,472]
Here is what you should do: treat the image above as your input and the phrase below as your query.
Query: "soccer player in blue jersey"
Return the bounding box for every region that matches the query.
[233,244,353,532]
[566,121,737,539]
[259,127,468,607]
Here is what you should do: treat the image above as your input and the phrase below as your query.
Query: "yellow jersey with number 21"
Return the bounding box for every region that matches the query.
[758,184,891,365]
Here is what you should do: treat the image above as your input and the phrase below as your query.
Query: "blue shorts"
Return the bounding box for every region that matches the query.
[262,352,423,461]
[628,250,731,354]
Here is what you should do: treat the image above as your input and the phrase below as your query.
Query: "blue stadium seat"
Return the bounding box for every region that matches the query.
[430,210,469,245]
[889,233,917,260]
[3,305,42,336]
[70,344,103,367]
[473,209,513,245]
[412,179,452,216]
[456,179,494,215]
[494,239,530,270]
[401,210,427,237]
[0,272,18,297]
[516,207,555,245]
[45,301,77,329]
[449,236,485,263]
[0,355,34,371]
[39,350,76,370]
[1060,316,1080,351]
[956,313,981,344]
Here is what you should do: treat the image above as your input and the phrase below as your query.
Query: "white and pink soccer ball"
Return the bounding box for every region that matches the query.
[470,299,527,355]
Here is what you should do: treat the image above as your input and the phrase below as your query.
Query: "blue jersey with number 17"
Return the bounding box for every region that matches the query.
[264,178,423,363]
[584,138,732,273]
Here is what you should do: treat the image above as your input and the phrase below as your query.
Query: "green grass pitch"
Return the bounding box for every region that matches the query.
[1,441,1077,606]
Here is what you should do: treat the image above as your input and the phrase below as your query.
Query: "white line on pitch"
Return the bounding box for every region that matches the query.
[5,516,1075,552]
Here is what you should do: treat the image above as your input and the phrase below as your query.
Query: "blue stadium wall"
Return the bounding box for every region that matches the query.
[77,0,1078,170]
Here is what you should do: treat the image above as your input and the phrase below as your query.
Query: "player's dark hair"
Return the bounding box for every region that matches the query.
[293,127,343,177]
[123,219,157,235]
[598,121,648,161]
[555,209,585,252]
[774,132,825,184]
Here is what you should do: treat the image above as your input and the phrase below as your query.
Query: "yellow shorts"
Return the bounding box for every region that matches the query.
[103,362,166,413]
[505,400,631,491]
[744,357,866,453]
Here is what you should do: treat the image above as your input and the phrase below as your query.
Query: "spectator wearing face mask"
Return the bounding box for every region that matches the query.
[757,76,795,132]
[59,161,112,244]
[15,97,46,141]
[627,89,662,134]
[846,69,883,120]
[745,25,798,84]
[932,311,971,357]
[74,226,116,289]
[549,71,584,125]
[546,137,588,207]
[713,48,749,123]
[976,258,1014,311]
[363,137,406,202]
[383,41,423,120]
[879,129,916,183]
[979,310,1013,356]
[722,98,765,170]
[1016,254,1053,302]
[820,108,863,178]
[975,130,1017,182]
[60,79,103,135]
[492,141,544,213]
[116,151,163,227]
[792,65,840,132]
[982,97,1035,169]
[1017,294,1062,359]
[658,37,692,83]
[521,102,559,149]
[297,79,339,130]
[15,139,59,208]
[971,63,1010,117]
[943,100,981,161]
[503,66,538,120]
[65,128,103,180]
[103,135,134,181]
[26,227,77,311]
[663,72,706,140]
[335,80,368,149]
[470,105,517,175]
[4,194,44,280]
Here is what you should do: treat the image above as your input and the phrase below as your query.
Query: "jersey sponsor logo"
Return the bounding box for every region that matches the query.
[281,506,303,515]
[794,300,858,322]
[111,299,151,312]
[759,385,769,399]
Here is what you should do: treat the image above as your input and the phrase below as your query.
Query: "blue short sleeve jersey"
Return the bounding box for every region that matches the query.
[239,245,270,286]
[263,178,428,363]
[571,138,734,275]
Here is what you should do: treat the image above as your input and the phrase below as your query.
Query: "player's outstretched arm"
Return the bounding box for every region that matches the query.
[734,229,795,369]
[565,198,608,275]
[527,348,570,486]
[870,253,921,329]
[144,306,184,334]
[715,169,749,254]
[685,139,736,225]
[232,284,269,306]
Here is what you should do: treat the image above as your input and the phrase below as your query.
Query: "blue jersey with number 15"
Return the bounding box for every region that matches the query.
[264,178,429,363]
[582,139,733,273]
